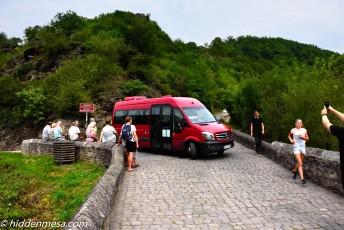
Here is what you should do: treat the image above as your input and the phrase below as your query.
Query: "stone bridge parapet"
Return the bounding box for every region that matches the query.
[21,139,125,229]
[233,130,343,195]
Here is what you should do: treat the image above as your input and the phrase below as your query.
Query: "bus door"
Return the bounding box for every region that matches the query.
[151,104,172,150]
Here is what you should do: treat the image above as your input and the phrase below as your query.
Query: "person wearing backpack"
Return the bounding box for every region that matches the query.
[117,116,139,172]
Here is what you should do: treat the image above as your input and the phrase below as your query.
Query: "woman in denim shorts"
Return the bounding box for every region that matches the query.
[288,119,309,184]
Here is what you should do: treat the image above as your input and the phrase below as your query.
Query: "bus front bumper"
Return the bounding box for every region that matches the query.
[198,140,234,155]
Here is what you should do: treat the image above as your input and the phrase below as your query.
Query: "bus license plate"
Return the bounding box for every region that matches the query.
[223,145,230,150]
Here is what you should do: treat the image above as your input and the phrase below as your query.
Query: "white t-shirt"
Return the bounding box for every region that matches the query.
[291,128,307,146]
[42,125,51,142]
[102,125,117,142]
[121,124,137,142]
[69,126,81,141]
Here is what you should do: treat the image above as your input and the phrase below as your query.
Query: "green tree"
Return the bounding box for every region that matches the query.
[0,75,21,107]
[0,75,23,128]
[234,78,262,129]
[328,54,344,78]
[50,11,86,36]
[24,25,42,42]
[122,79,149,96]
[16,87,47,124]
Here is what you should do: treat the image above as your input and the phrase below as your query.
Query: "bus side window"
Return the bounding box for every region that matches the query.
[127,109,150,125]
[115,110,127,124]
[173,109,184,133]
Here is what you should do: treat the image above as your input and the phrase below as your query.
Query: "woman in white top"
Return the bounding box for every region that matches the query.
[99,119,117,143]
[288,119,309,184]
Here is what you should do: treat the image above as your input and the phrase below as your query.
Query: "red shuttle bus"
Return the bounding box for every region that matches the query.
[112,96,234,159]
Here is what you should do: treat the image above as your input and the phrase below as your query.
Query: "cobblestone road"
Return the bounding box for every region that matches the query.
[106,143,344,230]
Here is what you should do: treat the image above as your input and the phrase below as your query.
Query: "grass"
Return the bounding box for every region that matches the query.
[0,152,106,222]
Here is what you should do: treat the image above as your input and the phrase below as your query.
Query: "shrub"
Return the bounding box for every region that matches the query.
[16,87,47,124]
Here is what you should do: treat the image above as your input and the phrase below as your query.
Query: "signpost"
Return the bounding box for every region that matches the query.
[80,103,95,126]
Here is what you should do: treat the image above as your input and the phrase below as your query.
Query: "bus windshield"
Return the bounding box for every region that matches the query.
[182,107,216,124]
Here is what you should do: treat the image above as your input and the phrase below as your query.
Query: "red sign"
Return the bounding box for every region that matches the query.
[79,103,94,113]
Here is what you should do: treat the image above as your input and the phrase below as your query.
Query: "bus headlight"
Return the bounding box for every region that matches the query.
[202,132,215,141]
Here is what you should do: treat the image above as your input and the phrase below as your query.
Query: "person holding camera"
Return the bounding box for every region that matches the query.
[288,119,309,184]
[321,105,344,189]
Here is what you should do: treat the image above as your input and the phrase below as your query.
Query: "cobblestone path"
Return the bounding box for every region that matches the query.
[106,143,344,230]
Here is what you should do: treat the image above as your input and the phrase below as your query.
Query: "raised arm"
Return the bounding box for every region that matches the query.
[321,108,332,132]
[329,106,344,123]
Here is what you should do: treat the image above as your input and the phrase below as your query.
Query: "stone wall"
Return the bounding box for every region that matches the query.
[21,139,54,155]
[21,139,115,167]
[233,130,343,195]
[21,139,126,229]
[74,142,115,167]
[65,145,125,230]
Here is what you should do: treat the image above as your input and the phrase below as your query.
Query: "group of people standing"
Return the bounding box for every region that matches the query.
[42,120,64,142]
[42,117,117,143]
[42,116,140,173]
[250,106,344,189]
[84,118,118,143]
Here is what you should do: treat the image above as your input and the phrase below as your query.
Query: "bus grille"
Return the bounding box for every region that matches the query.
[215,131,232,140]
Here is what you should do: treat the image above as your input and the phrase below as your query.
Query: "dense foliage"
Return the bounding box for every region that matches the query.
[1,10,343,150]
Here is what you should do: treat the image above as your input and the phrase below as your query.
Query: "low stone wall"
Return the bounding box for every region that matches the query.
[21,139,125,229]
[233,130,343,195]
[21,139,115,167]
[65,145,125,230]
[74,142,115,167]
[21,139,54,155]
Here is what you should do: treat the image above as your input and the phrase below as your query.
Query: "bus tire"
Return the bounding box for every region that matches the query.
[218,150,224,155]
[187,142,198,159]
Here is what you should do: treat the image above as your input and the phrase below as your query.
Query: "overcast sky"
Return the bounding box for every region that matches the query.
[1,0,344,54]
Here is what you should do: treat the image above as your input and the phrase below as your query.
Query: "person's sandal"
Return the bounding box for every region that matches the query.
[292,171,298,180]
[301,179,307,184]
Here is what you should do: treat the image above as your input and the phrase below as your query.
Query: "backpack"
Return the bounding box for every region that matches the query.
[121,124,132,141]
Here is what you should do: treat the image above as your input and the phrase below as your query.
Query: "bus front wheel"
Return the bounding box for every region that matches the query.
[218,150,224,155]
[187,142,198,159]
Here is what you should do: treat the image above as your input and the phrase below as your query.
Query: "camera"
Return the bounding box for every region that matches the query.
[324,101,330,109]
